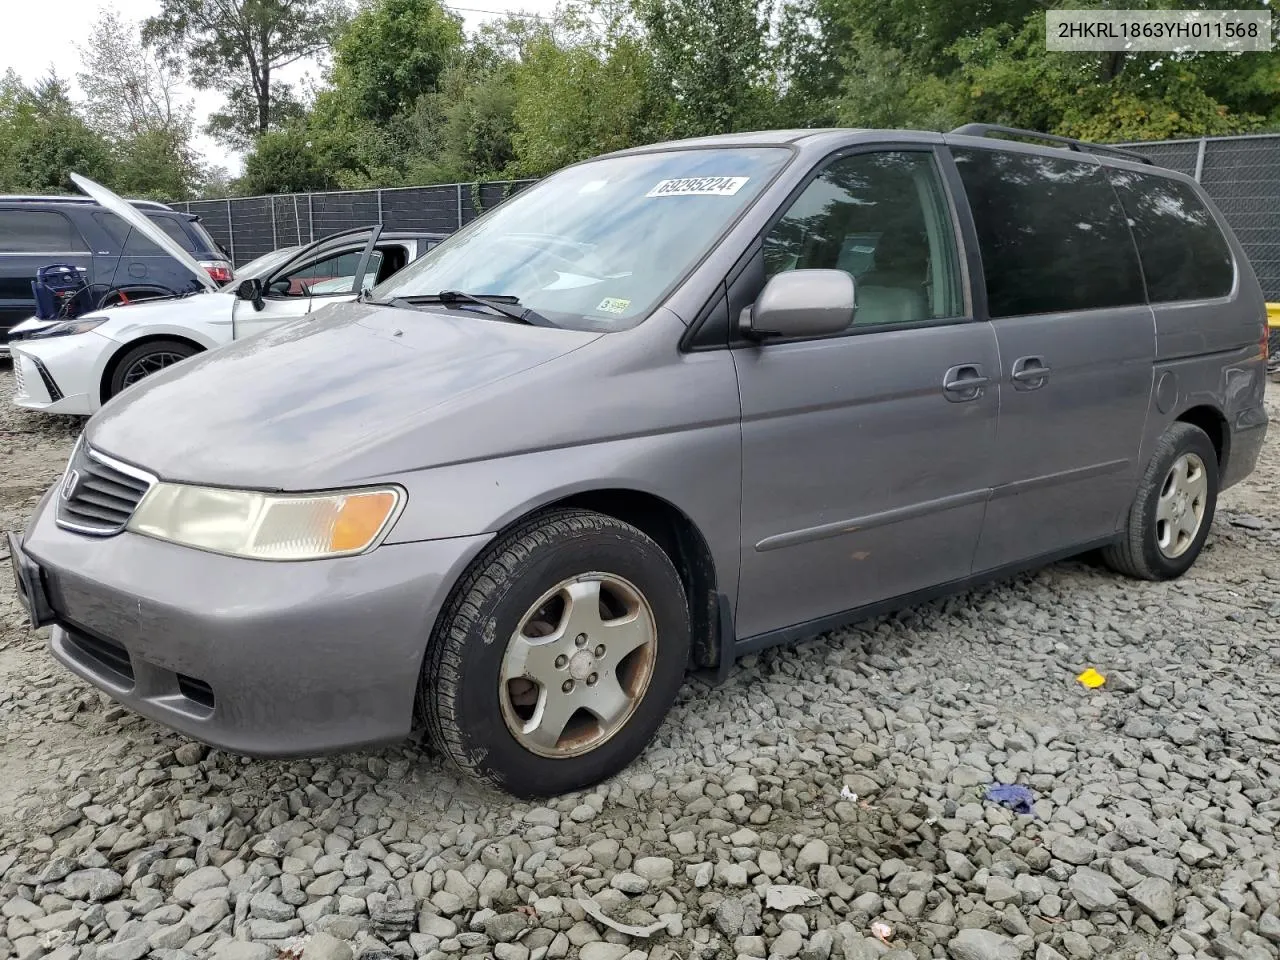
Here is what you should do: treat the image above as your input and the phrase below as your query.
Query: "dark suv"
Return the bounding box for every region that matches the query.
[0,196,230,354]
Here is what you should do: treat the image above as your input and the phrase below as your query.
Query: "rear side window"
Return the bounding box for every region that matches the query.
[1108,169,1234,302]
[94,212,198,254]
[150,216,199,251]
[953,147,1145,318]
[180,217,220,255]
[0,209,87,253]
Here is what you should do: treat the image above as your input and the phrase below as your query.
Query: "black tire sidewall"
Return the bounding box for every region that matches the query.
[1136,426,1219,578]
[109,341,196,398]
[440,522,690,797]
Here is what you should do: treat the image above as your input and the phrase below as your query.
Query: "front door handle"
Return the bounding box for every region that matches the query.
[1010,355,1051,390]
[942,363,990,402]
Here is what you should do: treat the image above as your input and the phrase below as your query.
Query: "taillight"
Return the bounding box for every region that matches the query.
[200,260,233,284]
[1262,319,1270,362]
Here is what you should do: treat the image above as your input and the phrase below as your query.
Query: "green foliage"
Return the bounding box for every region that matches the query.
[3,0,1275,207]
[820,0,1278,141]
[143,0,349,146]
[329,0,465,125]
[77,10,208,200]
[0,71,116,193]
[634,0,782,137]
[510,26,655,175]
[238,126,340,194]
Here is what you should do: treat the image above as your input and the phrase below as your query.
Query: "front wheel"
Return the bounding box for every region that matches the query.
[107,339,199,399]
[420,508,690,797]
[1103,422,1219,580]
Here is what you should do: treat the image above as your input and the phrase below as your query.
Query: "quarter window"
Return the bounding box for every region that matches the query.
[952,148,1145,318]
[0,210,87,253]
[1108,169,1233,302]
[764,151,964,327]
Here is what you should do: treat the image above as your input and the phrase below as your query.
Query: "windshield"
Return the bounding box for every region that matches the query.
[371,147,792,330]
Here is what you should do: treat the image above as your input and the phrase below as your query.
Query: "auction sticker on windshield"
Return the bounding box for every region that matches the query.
[646,176,749,198]
[595,297,631,314]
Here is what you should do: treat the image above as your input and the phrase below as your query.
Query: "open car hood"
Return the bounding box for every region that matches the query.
[70,173,219,293]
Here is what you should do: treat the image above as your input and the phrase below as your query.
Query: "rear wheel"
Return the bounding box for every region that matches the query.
[420,508,690,797]
[1103,422,1218,580]
[107,340,199,399]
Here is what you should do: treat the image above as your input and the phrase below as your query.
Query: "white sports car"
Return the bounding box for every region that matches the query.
[10,176,446,416]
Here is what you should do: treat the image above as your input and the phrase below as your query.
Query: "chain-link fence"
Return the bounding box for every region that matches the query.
[174,180,537,267]
[180,135,1280,299]
[1119,133,1280,299]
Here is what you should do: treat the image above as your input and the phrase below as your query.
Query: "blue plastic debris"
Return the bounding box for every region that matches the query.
[985,783,1036,815]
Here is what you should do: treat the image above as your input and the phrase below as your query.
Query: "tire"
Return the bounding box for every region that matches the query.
[107,340,199,399]
[1103,422,1219,580]
[420,508,690,797]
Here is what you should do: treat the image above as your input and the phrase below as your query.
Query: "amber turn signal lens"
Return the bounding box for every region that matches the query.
[330,491,399,552]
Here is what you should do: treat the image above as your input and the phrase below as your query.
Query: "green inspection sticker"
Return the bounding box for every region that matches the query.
[596,297,631,314]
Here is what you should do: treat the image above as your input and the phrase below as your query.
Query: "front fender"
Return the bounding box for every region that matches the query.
[104,320,224,352]
[381,425,743,623]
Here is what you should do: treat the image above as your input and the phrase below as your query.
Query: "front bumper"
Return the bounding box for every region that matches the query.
[15,489,493,757]
[10,335,110,415]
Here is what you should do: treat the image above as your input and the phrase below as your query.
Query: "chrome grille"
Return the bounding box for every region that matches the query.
[55,440,156,535]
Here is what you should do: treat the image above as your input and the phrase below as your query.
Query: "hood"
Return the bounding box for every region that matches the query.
[86,301,603,488]
[71,173,219,293]
[85,290,232,337]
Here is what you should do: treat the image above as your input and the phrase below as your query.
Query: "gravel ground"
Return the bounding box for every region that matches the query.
[1,361,1278,960]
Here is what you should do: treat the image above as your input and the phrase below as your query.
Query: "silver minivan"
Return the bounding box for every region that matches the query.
[8,125,1268,796]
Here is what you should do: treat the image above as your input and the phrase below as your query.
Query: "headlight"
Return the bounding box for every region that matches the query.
[127,483,404,560]
[32,318,107,339]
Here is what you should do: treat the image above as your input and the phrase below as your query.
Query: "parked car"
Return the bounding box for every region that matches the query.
[10,178,447,414]
[0,193,231,355]
[6,246,296,345]
[8,125,1267,797]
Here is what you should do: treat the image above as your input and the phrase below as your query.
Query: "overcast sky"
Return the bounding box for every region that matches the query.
[6,0,563,178]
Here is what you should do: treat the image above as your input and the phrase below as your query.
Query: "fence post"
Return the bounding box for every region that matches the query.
[1193,138,1207,182]
[307,194,315,242]
[377,189,384,225]
[456,184,463,229]
[225,199,236,265]
[270,200,278,250]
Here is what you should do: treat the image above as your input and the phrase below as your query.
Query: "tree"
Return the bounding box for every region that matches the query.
[633,0,782,137]
[79,7,188,137]
[0,70,115,193]
[78,8,206,199]
[237,125,338,193]
[143,0,349,147]
[510,26,655,175]
[112,127,207,199]
[328,0,465,125]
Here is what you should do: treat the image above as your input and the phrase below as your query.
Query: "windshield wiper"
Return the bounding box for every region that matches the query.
[370,291,557,327]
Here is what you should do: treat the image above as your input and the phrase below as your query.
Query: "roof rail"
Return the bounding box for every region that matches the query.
[949,124,1155,166]
[0,194,174,209]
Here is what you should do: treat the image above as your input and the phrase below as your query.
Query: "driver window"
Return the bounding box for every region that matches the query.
[267,250,385,297]
[763,151,963,326]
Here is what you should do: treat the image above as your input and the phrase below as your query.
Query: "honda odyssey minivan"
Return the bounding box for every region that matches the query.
[8,125,1268,797]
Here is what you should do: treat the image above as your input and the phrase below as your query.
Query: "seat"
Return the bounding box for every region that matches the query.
[854,228,930,325]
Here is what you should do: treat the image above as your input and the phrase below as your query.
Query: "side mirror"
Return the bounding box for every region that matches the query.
[740,269,855,339]
[236,277,264,311]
